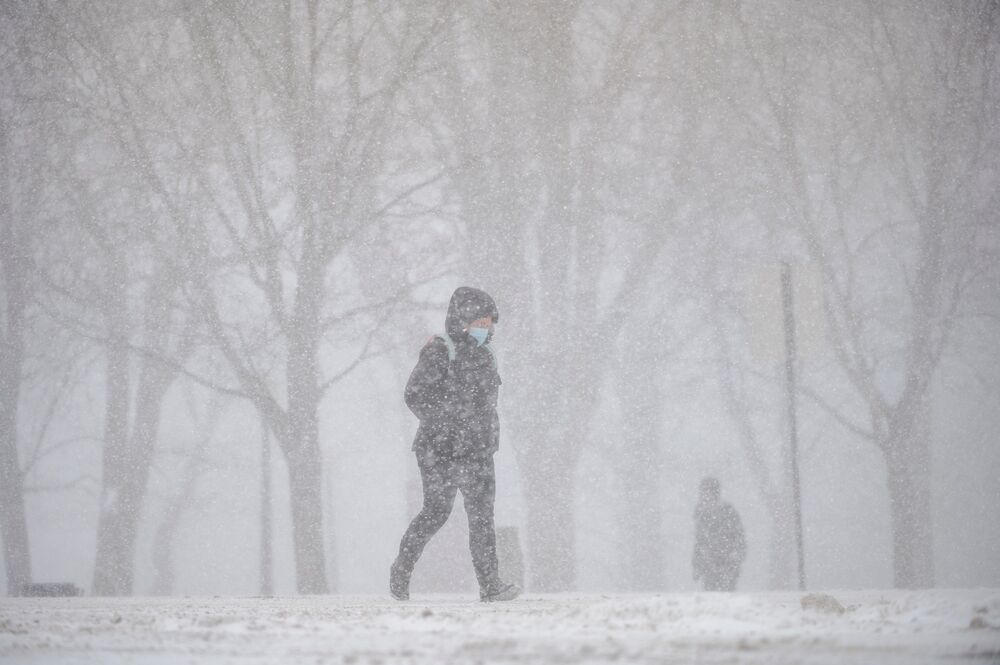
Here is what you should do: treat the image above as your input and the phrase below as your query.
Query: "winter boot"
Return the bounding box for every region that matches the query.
[389,561,410,601]
[480,581,520,602]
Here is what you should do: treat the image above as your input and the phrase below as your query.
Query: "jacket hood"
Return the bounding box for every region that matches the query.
[445,286,499,339]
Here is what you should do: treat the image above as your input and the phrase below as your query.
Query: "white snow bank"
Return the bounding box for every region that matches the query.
[1,589,998,664]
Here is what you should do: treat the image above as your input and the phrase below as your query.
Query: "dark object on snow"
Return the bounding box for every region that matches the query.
[392,287,516,601]
[21,582,82,597]
[968,616,998,630]
[801,593,846,614]
[692,477,747,592]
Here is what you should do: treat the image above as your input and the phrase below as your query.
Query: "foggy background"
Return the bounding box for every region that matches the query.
[1,0,998,598]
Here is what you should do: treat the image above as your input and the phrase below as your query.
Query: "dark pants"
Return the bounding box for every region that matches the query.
[394,453,499,591]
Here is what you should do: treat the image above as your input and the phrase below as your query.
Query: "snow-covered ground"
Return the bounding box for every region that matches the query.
[2,590,998,664]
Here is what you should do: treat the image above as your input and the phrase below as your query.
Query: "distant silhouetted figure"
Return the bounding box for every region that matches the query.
[692,476,746,591]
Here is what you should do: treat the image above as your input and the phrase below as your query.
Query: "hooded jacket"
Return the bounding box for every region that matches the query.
[404,287,501,461]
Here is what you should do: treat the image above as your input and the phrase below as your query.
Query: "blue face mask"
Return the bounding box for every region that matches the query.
[467,327,490,346]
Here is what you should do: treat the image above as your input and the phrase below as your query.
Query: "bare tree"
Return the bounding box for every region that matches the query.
[36,0,457,595]
[10,1,205,596]
[172,1,456,594]
[724,0,1000,588]
[30,0,448,597]
[39,176,197,596]
[0,0,57,594]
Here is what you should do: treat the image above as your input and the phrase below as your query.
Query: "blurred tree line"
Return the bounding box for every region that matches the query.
[1,0,997,595]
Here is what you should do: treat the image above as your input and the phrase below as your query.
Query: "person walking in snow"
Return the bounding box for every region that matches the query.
[692,476,747,592]
[390,287,520,602]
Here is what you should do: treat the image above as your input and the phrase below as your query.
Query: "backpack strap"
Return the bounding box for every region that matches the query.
[434,333,497,372]
[435,333,457,363]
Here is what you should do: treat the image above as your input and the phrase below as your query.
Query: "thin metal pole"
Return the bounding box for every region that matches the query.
[260,414,273,597]
[781,262,806,591]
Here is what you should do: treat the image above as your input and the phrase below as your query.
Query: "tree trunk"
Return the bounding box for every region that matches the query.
[94,365,172,595]
[0,369,30,596]
[0,218,31,596]
[526,2,582,593]
[883,421,935,589]
[93,273,177,596]
[878,210,939,590]
[92,259,131,596]
[281,252,330,595]
[259,418,273,596]
[285,440,328,594]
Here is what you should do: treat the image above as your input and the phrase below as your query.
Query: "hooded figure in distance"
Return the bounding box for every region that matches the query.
[390,287,519,602]
[692,476,747,592]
